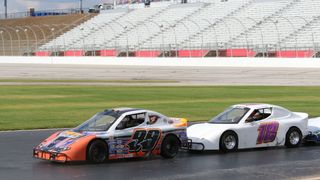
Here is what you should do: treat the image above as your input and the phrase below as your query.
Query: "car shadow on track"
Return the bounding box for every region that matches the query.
[45,156,169,166]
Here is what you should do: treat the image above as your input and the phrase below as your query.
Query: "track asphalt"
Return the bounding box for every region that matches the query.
[1,129,320,180]
[1,63,320,179]
[1,63,320,86]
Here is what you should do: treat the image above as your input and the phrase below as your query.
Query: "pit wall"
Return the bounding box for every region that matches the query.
[0,56,320,68]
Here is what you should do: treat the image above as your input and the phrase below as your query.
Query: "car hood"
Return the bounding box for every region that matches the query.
[38,130,101,152]
[187,123,237,139]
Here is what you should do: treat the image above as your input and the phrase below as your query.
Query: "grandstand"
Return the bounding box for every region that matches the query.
[1,0,320,57]
[0,14,96,56]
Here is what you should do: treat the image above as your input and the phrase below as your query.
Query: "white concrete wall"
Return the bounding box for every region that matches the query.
[0,56,320,68]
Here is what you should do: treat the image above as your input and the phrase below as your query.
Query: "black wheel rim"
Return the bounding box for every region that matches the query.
[166,139,179,155]
[91,145,106,162]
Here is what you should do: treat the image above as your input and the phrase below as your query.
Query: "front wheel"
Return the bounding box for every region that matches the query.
[285,127,302,148]
[87,139,108,163]
[219,131,238,152]
[161,135,180,158]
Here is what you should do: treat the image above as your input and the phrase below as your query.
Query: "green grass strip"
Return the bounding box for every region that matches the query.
[0,86,319,130]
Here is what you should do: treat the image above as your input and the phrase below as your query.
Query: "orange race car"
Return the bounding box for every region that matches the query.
[33,108,188,163]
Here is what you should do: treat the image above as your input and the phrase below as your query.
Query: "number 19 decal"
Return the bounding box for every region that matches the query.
[127,129,161,152]
[256,122,279,144]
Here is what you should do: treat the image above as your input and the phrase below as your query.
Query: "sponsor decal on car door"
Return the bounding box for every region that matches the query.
[242,108,279,148]
[127,128,162,153]
[256,122,279,144]
[242,120,280,148]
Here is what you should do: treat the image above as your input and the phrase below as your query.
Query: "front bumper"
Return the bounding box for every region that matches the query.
[33,149,69,163]
[304,133,320,142]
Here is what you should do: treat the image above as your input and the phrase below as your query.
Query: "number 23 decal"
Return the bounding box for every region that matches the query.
[127,129,161,152]
[256,122,279,144]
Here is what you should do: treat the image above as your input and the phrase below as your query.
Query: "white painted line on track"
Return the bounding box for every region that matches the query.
[1,56,320,68]
[294,175,320,180]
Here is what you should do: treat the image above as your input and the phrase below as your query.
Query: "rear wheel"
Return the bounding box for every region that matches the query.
[160,135,180,158]
[285,127,302,148]
[219,131,238,152]
[87,139,108,163]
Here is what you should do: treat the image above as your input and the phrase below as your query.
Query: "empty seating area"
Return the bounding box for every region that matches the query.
[190,0,300,50]
[0,13,96,56]
[1,0,320,57]
[140,0,253,50]
[232,0,320,53]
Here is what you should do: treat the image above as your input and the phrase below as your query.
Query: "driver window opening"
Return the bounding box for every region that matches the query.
[148,115,159,125]
[246,108,272,122]
[116,113,145,130]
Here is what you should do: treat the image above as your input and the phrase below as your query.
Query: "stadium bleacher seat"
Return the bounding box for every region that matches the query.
[32,0,320,58]
[0,14,95,56]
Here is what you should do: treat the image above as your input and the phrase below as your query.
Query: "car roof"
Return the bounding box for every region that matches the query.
[232,103,275,109]
[105,107,146,114]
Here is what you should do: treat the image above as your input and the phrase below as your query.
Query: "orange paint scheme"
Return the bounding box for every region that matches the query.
[62,135,96,161]
[34,151,68,162]
[34,133,97,162]
[174,118,188,127]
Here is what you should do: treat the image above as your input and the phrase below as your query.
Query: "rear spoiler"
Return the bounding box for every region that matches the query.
[169,117,188,127]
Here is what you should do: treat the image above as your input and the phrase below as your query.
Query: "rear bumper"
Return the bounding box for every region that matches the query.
[33,149,69,163]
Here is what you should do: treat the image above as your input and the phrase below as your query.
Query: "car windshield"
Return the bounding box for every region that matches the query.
[74,111,120,132]
[209,107,250,124]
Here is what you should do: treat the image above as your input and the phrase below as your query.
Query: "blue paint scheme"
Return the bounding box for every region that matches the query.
[305,130,320,142]
[107,138,131,155]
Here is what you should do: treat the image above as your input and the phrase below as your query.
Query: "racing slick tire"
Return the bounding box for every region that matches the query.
[161,135,180,159]
[285,127,302,148]
[87,139,108,163]
[219,131,238,152]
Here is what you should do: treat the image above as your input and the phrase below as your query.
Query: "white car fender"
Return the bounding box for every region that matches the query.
[187,123,237,150]
[293,112,309,137]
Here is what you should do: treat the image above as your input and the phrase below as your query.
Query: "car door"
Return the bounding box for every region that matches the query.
[125,112,162,153]
[241,108,280,148]
[112,112,147,155]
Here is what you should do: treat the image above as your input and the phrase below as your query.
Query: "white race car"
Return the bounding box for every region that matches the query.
[304,117,320,143]
[187,104,308,152]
